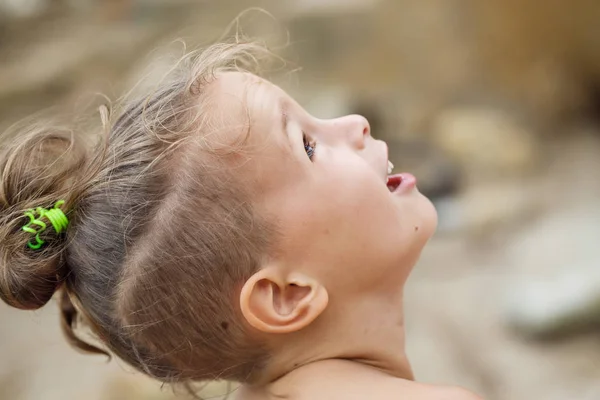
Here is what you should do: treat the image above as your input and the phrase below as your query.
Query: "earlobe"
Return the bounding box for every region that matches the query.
[239,267,328,334]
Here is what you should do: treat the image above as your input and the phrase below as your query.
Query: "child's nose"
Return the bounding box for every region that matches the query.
[332,115,371,149]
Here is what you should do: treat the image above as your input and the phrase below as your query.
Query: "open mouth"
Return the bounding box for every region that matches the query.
[386,160,401,192]
[385,160,417,193]
[387,174,403,192]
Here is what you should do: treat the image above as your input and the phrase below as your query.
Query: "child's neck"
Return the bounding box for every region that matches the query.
[257,290,413,386]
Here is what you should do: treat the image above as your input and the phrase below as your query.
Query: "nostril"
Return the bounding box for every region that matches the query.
[357,115,371,137]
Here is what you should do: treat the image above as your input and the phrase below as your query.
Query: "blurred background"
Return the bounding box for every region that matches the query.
[1,0,600,399]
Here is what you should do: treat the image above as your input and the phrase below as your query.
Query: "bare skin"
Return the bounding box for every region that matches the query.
[239,360,481,400]
[208,72,482,400]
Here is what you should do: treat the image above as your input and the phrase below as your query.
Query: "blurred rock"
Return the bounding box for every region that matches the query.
[468,0,600,122]
[502,205,600,339]
[431,107,539,182]
[497,127,600,340]
[289,0,379,15]
[0,0,49,19]
[434,180,544,236]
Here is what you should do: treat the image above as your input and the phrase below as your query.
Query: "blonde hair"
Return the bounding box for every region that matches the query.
[0,39,279,384]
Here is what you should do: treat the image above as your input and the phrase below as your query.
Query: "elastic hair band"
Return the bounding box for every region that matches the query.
[22,200,69,250]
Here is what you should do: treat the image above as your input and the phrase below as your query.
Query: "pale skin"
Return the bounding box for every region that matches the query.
[207,72,483,400]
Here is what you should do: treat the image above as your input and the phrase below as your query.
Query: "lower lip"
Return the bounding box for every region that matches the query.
[387,173,417,193]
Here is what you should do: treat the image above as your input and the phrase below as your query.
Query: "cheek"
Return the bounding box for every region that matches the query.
[274,173,395,260]
[312,174,411,264]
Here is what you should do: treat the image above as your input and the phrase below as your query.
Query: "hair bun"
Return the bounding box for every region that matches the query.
[0,122,88,310]
[0,199,70,310]
[0,243,67,310]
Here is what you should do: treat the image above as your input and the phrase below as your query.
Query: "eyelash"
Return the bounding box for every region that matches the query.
[303,133,316,160]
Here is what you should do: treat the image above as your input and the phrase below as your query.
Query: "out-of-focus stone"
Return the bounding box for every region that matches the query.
[502,205,600,339]
[468,0,600,121]
[0,0,48,19]
[431,107,539,181]
[289,0,380,15]
[435,180,544,236]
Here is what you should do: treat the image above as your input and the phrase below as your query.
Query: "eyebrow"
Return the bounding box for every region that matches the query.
[279,98,288,131]
[278,98,294,151]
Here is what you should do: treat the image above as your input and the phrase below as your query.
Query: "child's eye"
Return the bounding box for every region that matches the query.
[303,133,316,161]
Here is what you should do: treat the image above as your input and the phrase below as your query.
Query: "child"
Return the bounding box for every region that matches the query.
[0,40,482,400]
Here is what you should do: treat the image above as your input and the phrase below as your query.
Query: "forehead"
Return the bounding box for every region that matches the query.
[211,71,279,119]
[208,71,294,187]
[214,71,267,92]
[209,72,283,141]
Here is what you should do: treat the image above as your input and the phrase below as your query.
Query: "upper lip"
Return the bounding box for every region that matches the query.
[382,140,390,183]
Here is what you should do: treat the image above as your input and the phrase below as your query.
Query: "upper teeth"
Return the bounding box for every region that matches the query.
[387,160,394,174]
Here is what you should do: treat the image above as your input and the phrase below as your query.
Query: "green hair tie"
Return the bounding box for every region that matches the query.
[22,200,69,250]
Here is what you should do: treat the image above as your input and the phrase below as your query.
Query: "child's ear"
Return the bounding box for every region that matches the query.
[239,267,328,334]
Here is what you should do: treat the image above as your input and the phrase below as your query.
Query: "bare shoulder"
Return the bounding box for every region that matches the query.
[427,385,484,400]
[367,378,484,400]
[308,373,483,400]
[257,360,484,400]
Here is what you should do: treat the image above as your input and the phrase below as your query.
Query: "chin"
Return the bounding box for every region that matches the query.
[414,193,438,243]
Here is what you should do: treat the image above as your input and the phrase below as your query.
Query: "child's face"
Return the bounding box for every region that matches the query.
[213,72,437,296]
